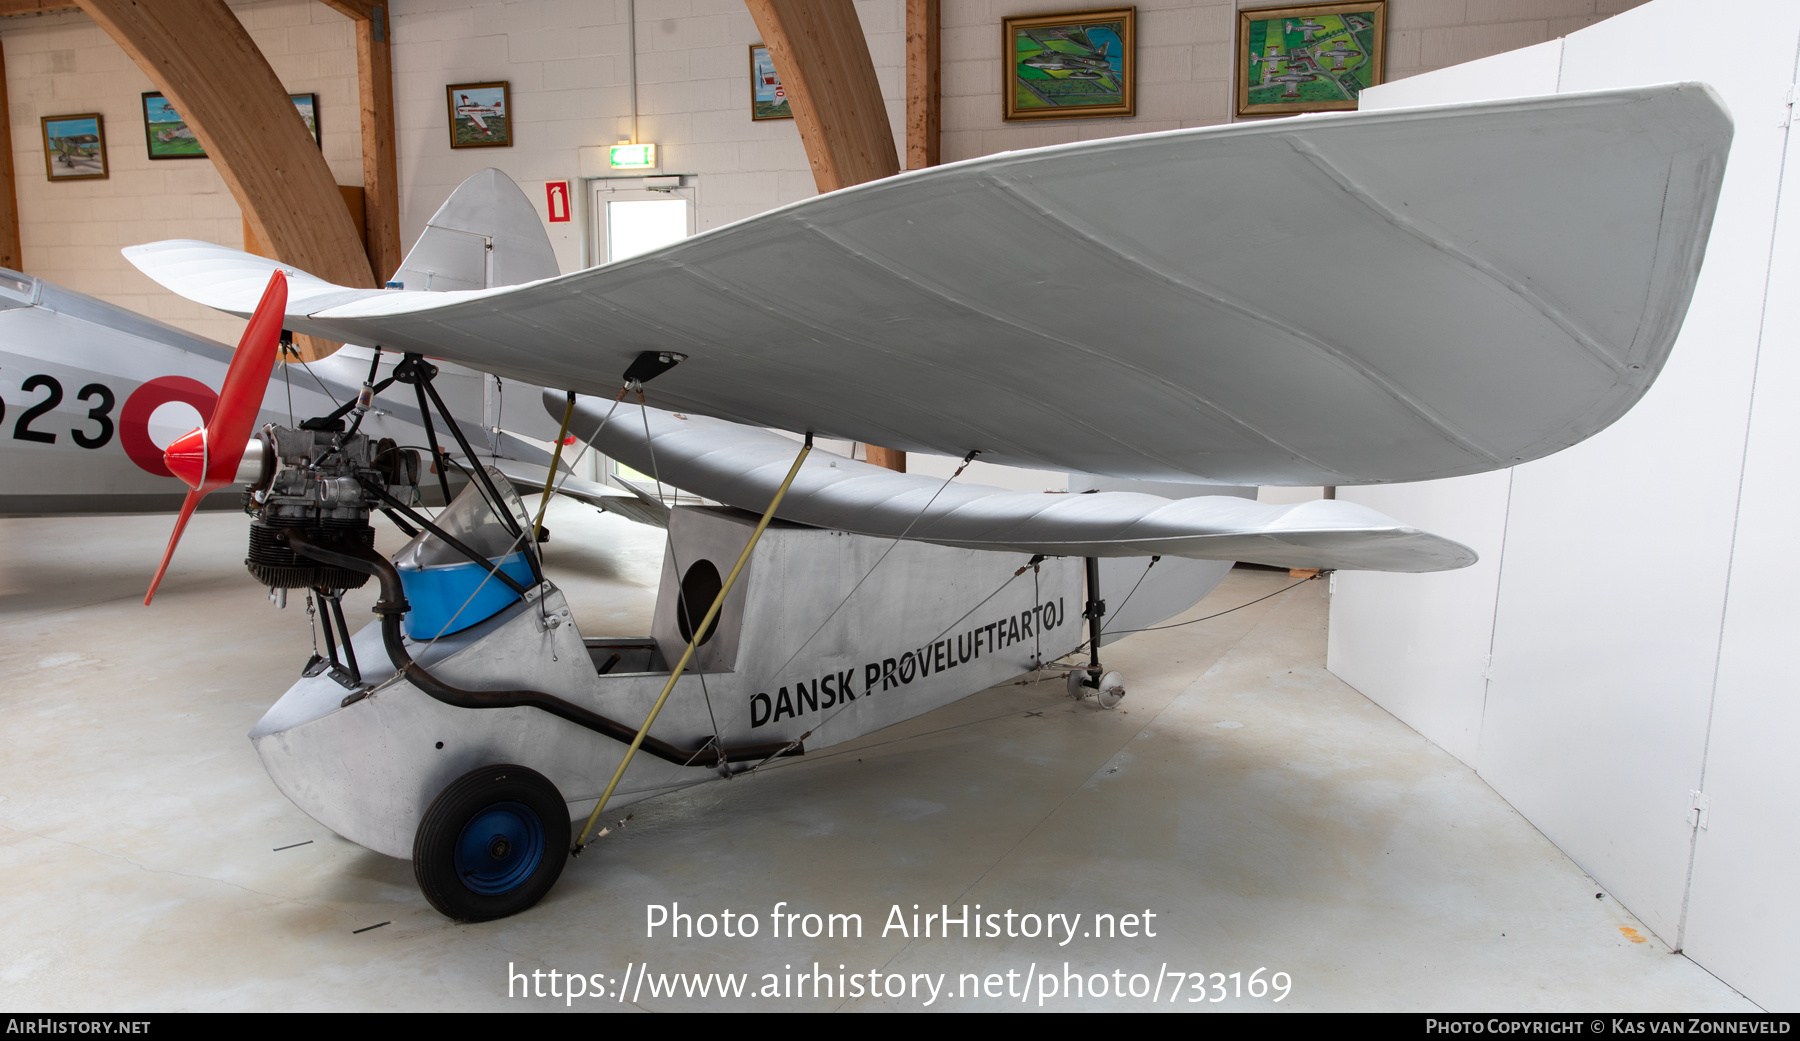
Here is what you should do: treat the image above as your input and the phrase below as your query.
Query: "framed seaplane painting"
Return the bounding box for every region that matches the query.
[1237,1,1386,118]
[41,114,107,180]
[1003,7,1135,121]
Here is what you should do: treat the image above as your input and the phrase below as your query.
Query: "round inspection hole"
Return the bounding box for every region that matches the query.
[677,559,723,646]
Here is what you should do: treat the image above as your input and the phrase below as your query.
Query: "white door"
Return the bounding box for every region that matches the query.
[589,178,696,265]
[584,178,698,488]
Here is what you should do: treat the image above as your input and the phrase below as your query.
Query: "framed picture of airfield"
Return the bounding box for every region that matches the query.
[41,114,107,181]
[446,81,512,148]
[142,92,205,159]
[1003,7,1135,122]
[750,44,792,120]
[143,92,321,158]
[1236,1,1386,117]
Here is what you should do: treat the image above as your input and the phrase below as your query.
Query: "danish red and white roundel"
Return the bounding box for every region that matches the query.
[119,375,217,478]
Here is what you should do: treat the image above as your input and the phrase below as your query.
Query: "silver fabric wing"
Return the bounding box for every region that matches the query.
[123,84,1729,488]
[566,397,1475,573]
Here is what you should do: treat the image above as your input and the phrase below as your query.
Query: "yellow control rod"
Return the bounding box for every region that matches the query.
[532,391,578,543]
[575,433,813,848]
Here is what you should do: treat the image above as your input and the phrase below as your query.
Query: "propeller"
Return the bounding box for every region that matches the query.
[144,269,288,604]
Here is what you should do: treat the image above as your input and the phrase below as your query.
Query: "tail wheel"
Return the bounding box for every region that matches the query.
[414,764,570,921]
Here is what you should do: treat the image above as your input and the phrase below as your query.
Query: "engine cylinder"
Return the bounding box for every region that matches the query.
[246,517,377,590]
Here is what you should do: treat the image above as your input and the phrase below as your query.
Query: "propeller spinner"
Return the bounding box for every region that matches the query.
[144,269,288,604]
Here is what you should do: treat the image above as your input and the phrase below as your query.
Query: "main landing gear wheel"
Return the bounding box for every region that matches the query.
[414,764,570,922]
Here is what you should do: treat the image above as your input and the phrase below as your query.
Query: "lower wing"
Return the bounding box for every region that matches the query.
[564,396,1475,573]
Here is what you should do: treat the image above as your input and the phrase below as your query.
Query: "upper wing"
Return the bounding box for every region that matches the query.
[567,397,1475,573]
[126,83,1730,487]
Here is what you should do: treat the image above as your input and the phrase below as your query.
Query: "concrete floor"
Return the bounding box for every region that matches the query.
[0,500,1759,1011]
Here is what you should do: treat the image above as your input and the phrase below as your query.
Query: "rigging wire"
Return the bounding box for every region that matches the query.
[280,345,296,426]
[764,450,980,682]
[1049,572,1323,664]
[293,353,342,410]
[1094,555,1160,644]
[638,391,723,750]
[393,393,629,662]
[742,557,1034,775]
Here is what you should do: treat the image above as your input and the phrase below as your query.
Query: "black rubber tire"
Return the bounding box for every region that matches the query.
[413,764,570,922]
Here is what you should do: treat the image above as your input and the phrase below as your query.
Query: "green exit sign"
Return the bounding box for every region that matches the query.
[609,143,657,169]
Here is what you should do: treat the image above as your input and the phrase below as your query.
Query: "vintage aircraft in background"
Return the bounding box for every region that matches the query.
[124,84,1729,921]
[1264,68,1319,96]
[1020,39,1118,80]
[0,169,654,523]
[1311,40,1364,71]
[49,131,101,168]
[1286,17,1330,41]
[1249,45,1289,75]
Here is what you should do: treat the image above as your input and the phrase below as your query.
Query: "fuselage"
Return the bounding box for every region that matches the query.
[0,270,487,515]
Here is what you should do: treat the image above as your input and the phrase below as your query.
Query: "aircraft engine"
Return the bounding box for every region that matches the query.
[242,423,419,592]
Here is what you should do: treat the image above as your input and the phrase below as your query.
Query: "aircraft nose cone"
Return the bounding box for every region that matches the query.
[164,427,207,490]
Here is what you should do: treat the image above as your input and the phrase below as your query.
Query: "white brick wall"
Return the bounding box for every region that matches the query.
[940,0,1651,163]
[2,0,1649,343]
[388,0,905,274]
[2,0,360,345]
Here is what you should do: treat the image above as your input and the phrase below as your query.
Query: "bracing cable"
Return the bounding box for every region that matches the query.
[1053,572,1323,662]
[1094,555,1161,644]
[743,558,1036,773]
[764,450,980,682]
[637,391,723,753]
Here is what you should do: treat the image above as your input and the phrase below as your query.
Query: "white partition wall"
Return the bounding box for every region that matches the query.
[1327,0,1800,1010]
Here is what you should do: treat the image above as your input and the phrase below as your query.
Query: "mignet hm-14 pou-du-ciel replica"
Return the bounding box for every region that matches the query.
[125,83,1729,921]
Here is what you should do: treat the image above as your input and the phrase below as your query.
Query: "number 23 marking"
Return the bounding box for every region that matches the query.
[4,374,116,449]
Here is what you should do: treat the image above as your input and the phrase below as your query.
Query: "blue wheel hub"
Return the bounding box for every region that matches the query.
[453,802,545,895]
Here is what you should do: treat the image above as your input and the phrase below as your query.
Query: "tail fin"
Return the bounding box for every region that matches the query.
[392,168,560,292]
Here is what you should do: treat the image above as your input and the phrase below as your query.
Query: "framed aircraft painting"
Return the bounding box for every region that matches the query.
[750,44,792,120]
[447,81,512,148]
[41,114,107,181]
[143,92,204,159]
[1003,7,1135,122]
[1236,1,1386,117]
[143,93,322,158]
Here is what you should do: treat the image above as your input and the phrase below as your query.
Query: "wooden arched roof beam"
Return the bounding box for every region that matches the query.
[745,0,909,471]
[745,0,900,193]
[316,0,402,285]
[77,0,376,301]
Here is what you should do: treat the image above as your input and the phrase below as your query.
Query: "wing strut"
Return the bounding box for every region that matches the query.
[573,430,814,853]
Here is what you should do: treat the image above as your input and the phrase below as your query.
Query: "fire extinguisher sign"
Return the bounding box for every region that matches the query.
[545,181,572,223]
